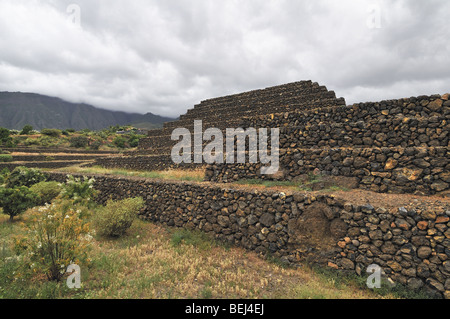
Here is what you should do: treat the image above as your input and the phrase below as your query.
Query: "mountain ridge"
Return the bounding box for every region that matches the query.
[0,91,175,131]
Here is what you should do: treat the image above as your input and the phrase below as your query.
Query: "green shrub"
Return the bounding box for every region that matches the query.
[29,181,62,206]
[93,197,144,237]
[13,199,92,281]
[20,125,33,135]
[0,168,9,185]
[60,175,97,206]
[113,136,127,149]
[36,136,58,148]
[22,138,40,146]
[6,166,48,188]
[0,127,10,142]
[0,128,15,147]
[69,136,89,148]
[0,186,38,221]
[90,140,103,150]
[0,154,13,163]
[8,129,20,136]
[12,135,28,145]
[40,129,61,137]
[128,134,142,148]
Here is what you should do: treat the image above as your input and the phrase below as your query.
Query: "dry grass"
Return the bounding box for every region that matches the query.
[0,211,404,299]
[80,220,389,299]
[49,165,206,182]
[156,168,206,182]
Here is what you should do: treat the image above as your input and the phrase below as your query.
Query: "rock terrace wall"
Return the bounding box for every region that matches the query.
[47,172,450,298]
[127,81,345,156]
[205,93,450,195]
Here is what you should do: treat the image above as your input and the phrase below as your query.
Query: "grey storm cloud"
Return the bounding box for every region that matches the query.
[0,0,449,117]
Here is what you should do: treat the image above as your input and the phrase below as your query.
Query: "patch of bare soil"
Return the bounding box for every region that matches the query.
[321,188,450,210]
[10,152,117,156]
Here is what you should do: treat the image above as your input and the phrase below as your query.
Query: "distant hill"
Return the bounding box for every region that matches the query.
[0,92,175,131]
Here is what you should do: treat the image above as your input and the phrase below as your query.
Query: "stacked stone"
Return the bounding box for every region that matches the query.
[331,203,450,299]
[140,80,344,155]
[96,80,346,169]
[0,148,118,171]
[240,96,449,149]
[206,93,450,195]
[47,171,450,298]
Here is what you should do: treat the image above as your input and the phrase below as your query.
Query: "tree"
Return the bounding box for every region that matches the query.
[6,166,48,188]
[0,127,14,147]
[0,186,38,221]
[0,127,10,142]
[20,125,33,135]
[70,136,89,148]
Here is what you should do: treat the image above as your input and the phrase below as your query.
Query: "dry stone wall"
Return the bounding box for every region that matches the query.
[94,154,200,171]
[206,93,450,196]
[130,81,345,156]
[206,146,450,195]
[94,83,449,196]
[47,172,450,298]
[239,95,449,149]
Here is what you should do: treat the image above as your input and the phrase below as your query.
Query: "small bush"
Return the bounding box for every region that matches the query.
[0,128,15,148]
[127,134,143,148]
[40,129,62,137]
[20,125,33,135]
[0,168,9,185]
[70,136,89,148]
[6,166,48,188]
[8,129,20,136]
[60,175,97,206]
[0,186,39,221]
[90,140,103,150]
[0,154,13,163]
[29,181,62,206]
[0,127,10,143]
[93,197,144,238]
[22,138,40,146]
[13,199,92,281]
[113,136,127,149]
[36,136,58,147]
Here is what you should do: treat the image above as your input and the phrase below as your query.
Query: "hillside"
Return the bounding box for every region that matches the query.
[0,92,174,131]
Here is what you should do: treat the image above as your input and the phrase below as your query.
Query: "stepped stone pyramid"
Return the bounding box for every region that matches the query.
[205,92,450,195]
[96,80,345,171]
[136,80,344,156]
[95,80,449,195]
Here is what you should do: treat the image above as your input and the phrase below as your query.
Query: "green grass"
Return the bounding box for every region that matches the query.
[309,265,433,300]
[170,228,214,250]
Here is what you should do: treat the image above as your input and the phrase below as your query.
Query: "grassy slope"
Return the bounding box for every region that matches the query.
[0,212,396,300]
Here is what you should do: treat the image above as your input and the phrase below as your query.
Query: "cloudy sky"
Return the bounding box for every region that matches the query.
[0,0,449,117]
